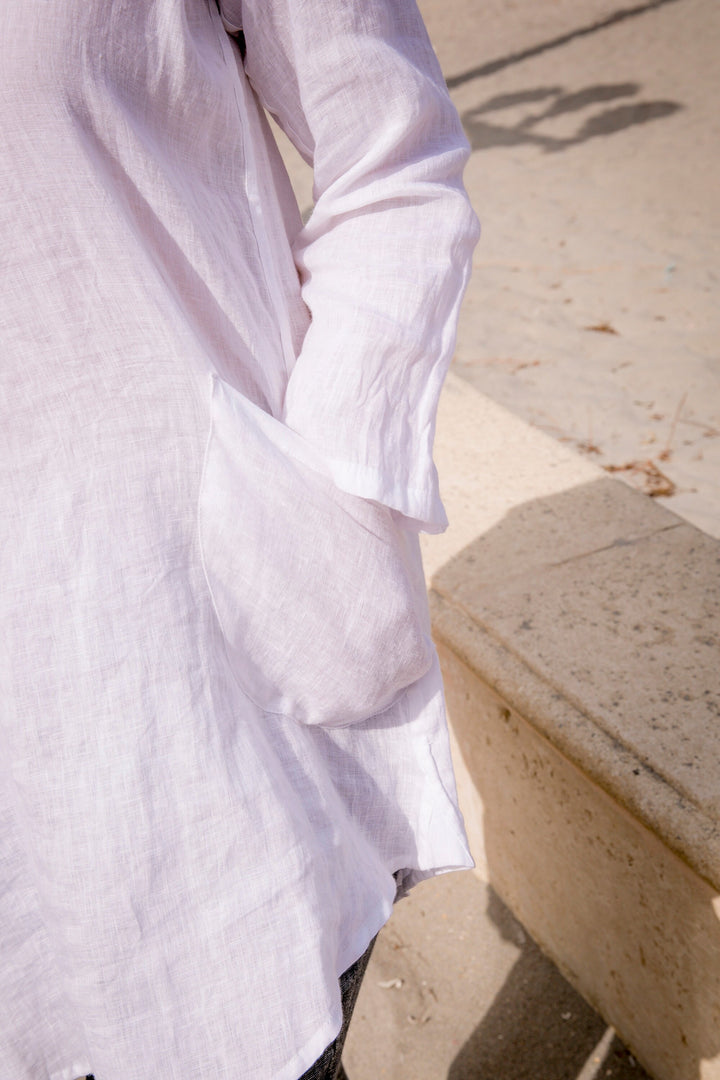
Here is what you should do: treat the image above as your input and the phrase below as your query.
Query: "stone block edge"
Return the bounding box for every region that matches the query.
[430,588,720,895]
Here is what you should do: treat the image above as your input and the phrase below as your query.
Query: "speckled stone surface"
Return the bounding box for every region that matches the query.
[424,374,720,893]
[436,647,720,1080]
[440,521,720,813]
[418,375,720,1080]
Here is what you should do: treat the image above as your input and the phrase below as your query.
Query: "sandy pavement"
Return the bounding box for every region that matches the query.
[435,0,720,538]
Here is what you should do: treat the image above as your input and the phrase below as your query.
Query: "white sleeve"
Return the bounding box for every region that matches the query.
[228,0,479,532]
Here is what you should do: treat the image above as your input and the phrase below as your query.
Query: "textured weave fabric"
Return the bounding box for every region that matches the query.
[297,936,376,1080]
[0,1,479,1078]
[76,940,373,1080]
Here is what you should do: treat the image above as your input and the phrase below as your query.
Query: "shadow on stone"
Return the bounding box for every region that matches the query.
[448,889,651,1080]
[432,476,720,1079]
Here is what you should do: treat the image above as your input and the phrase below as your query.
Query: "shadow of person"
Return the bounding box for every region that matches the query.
[447,889,651,1080]
[555,99,681,147]
[460,82,681,153]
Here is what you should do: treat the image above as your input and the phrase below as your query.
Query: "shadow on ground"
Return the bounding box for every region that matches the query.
[460,82,681,153]
[343,870,655,1080]
[448,888,651,1080]
[446,0,684,89]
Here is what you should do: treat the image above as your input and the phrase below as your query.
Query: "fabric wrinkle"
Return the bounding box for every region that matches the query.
[0,0,479,1076]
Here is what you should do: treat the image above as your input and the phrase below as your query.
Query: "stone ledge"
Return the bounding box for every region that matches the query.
[423,373,720,894]
[436,642,720,1080]
[421,373,720,1080]
[430,585,720,897]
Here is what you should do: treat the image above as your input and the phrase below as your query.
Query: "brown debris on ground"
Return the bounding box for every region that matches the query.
[602,458,677,497]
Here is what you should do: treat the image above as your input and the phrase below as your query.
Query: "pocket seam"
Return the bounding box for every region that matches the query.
[197,373,429,727]
[197,375,292,720]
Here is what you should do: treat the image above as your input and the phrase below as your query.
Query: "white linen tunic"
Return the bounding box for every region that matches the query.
[0,1,479,1078]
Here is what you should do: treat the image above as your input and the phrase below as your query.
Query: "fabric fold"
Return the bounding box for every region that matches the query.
[199,375,435,726]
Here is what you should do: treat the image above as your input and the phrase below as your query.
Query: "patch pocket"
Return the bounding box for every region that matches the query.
[198,376,433,727]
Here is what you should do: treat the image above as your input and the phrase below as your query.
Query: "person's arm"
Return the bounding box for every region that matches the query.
[225,0,479,531]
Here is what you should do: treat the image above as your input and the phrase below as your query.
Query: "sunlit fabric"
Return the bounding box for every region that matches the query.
[0,0,479,1077]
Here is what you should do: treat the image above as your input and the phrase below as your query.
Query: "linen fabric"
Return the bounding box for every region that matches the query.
[297,936,376,1080]
[0,1,479,1078]
[199,375,434,726]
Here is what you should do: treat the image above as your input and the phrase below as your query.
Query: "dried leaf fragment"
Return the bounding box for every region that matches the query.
[603,459,676,497]
[584,321,619,334]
